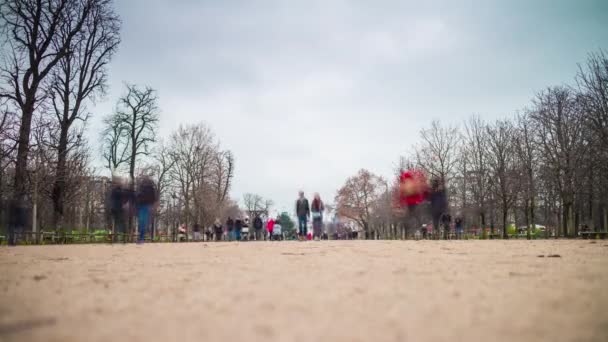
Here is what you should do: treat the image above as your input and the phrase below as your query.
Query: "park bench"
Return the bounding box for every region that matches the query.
[107,232,130,243]
[41,231,56,243]
[580,231,608,239]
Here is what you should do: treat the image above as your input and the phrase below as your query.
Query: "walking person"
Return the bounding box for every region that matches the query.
[295,191,310,241]
[7,196,26,246]
[234,217,243,241]
[273,215,282,240]
[110,176,128,243]
[213,219,223,241]
[311,193,324,240]
[226,217,234,241]
[253,214,263,241]
[192,223,202,241]
[429,178,447,240]
[204,225,213,241]
[266,216,275,241]
[135,175,158,244]
[455,216,464,240]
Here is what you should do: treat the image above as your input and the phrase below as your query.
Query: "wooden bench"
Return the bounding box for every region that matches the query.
[580,231,608,239]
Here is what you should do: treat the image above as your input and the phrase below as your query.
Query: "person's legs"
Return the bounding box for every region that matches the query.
[113,210,125,243]
[313,219,322,239]
[137,205,150,243]
[235,230,241,241]
[298,216,307,239]
[432,215,440,240]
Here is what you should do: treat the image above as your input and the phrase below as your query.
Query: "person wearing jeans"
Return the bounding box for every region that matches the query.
[295,191,310,240]
[137,205,151,242]
[135,176,158,244]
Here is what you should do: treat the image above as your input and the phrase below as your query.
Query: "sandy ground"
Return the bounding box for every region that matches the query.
[1,240,607,342]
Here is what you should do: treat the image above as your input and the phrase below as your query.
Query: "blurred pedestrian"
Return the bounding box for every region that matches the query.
[7,196,27,246]
[441,213,452,240]
[253,214,263,240]
[311,193,324,240]
[192,223,202,241]
[226,217,234,241]
[204,225,212,241]
[273,217,282,241]
[455,216,464,239]
[234,217,243,241]
[295,191,310,241]
[266,216,275,241]
[110,176,128,243]
[213,218,223,241]
[135,175,158,244]
[429,178,447,240]
[178,223,187,242]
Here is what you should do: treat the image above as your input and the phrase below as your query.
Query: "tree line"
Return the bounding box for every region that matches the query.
[335,49,608,239]
[0,0,236,237]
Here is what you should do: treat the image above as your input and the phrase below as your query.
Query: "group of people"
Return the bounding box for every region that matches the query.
[109,175,158,243]
[185,215,284,242]
[400,171,464,239]
[295,191,325,240]
[180,191,327,242]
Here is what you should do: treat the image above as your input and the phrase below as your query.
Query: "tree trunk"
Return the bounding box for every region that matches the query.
[52,126,70,230]
[13,100,35,210]
[502,202,508,239]
[129,135,137,240]
[525,199,531,240]
[603,207,607,232]
[529,197,535,240]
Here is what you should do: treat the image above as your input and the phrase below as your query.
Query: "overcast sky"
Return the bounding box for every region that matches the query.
[90,0,608,214]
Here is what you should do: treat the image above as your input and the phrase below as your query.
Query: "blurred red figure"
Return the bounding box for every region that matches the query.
[266,217,274,240]
[399,169,428,208]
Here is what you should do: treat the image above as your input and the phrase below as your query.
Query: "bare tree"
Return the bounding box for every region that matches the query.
[0,99,18,201]
[243,193,272,218]
[514,112,538,239]
[577,49,608,231]
[1,0,95,207]
[213,150,234,205]
[531,86,586,237]
[335,169,384,237]
[169,123,216,229]
[49,0,120,229]
[115,84,159,187]
[101,113,130,172]
[577,49,608,149]
[101,84,159,233]
[462,116,490,229]
[415,120,460,184]
[486,119,519,238]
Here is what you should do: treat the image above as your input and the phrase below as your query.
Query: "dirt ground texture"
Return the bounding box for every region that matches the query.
[1,240,607,342]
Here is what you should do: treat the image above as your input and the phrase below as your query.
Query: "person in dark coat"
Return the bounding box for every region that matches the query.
[234,217,243,241]
[295,191,310,240]
[213,219,223,241]
[428,178,447,239]
[110,176,129,243]
[253,215,263,240]
[226,217,234,241]
[7,196,27,246]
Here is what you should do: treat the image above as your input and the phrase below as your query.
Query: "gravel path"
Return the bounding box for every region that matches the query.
[1,240,607,342]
